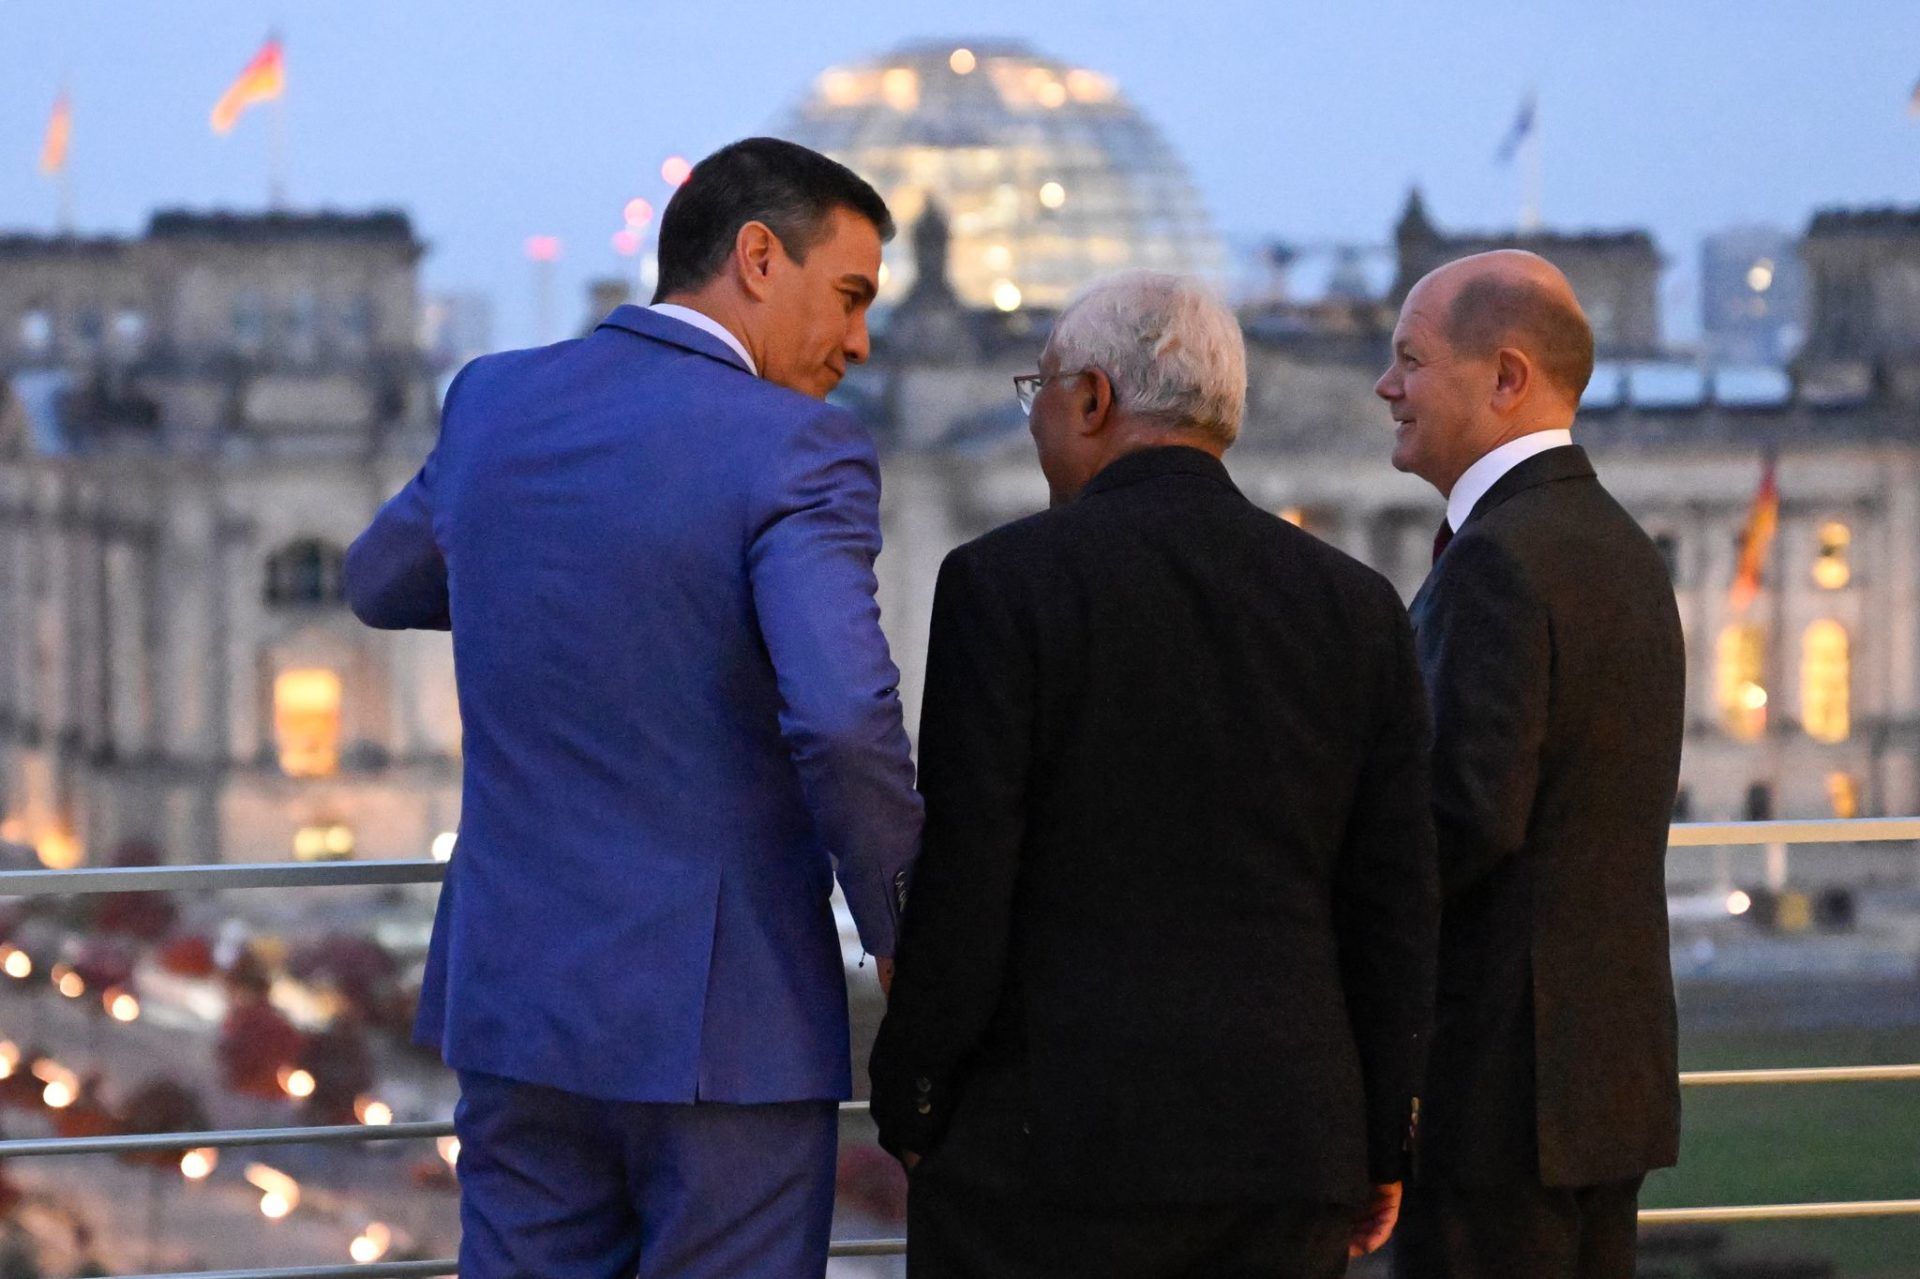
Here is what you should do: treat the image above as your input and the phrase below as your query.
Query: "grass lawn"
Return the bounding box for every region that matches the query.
[1643,1018,1920,1277]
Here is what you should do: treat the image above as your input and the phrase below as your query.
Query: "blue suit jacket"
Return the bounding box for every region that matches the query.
[346,305,922,1103]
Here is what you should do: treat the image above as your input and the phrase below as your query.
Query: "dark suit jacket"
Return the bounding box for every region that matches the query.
[870,446,1439,1206]
[1410,443,1684,1188]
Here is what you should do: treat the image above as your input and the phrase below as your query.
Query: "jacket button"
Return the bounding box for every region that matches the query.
[915,1077,932,1093]
[916,1100,932,1115]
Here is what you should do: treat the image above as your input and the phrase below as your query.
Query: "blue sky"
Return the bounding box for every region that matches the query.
[4,0,1917,347]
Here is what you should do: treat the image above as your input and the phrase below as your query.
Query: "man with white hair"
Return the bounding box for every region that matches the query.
[870,271,1440,1276]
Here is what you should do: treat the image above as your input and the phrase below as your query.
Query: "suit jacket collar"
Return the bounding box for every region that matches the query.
[1463,443,1595,526]
[595,303,753,375]
[1079,445,1239,501]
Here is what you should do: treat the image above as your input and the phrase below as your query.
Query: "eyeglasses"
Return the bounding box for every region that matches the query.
[1013,368,1093,417]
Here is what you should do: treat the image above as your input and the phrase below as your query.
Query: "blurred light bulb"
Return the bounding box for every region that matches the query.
[1726,890,1753,916]
[1038,182,1066,209]
[107,991,140,1022]
[949,48,976,74]
[992,281,1023,313]
[282,1069,316,1100]
[181,1148,218,1181]
[623,198,654,228]
[2,950,28,980]
[661,156,693,186]
[260,1192,291,1220]
[438,1135,461,1169]
[356,1097,394,1126]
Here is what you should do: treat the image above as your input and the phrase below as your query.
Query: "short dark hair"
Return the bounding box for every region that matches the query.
[1447,274,1596,401]
[652,137,894,301]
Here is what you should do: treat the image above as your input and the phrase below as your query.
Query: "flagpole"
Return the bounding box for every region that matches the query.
[270,96,287,209]
[1521,91,1542,232]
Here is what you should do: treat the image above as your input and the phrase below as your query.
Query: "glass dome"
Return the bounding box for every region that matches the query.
[779,39,1224,311]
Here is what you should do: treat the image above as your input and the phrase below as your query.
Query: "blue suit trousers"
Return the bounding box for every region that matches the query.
[455,1071,838,1279]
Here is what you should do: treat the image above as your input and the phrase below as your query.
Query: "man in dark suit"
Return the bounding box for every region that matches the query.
[345,139,921,1279]
[871,270,1440,1277]
[1377,251,1685,1279]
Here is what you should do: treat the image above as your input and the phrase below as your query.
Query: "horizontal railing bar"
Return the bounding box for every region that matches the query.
[1640,1199,1920,1224]
[1667,817,1920,846]
[0,818,1904,900]
[108,1264,455,1279]
[108,1240,913,1279]
[0,859,444,897]
[13,1064,1920,1161]
[1680,1063,1920,1086]
[0,1120,453,1158]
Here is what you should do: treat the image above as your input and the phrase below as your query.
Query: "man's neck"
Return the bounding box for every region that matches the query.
[655,289,760,372]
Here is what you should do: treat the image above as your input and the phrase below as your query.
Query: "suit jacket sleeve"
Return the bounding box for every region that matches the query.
[344,368,470,631]
[747,402,922,959]
[1416,532,1551,901]
[1335,593,1440,1182]
[868,545,1032,1159]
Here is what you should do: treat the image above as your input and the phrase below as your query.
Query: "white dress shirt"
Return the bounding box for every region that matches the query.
[1446,429,1574,532]
[646,302,757,376]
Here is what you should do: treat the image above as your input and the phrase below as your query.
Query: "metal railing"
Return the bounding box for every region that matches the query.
[1,817,1916,1276]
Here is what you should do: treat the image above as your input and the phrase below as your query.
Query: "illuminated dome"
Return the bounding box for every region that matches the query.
[780,39,1224,312]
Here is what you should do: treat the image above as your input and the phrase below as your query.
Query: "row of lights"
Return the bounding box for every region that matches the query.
[1,948,142,1021]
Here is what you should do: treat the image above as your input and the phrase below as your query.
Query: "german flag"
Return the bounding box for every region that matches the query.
[1728,453,1779,613]
[39,92,71,175]
[211,37,285,135]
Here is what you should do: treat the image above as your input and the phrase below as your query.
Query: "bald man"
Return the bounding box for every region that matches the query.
[1375,252,1684,1279]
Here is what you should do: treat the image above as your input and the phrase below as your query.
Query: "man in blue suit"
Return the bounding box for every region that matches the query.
[345,137,922,1279]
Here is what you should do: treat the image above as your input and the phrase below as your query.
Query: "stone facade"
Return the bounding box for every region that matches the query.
[0,212,457,867]
[3,197,1917,871]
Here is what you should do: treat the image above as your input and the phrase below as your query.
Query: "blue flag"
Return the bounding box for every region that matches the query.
[1495,91,1536,165]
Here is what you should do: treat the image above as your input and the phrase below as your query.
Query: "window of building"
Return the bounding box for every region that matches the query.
[112,308,147,351]
[1813,521,1851,590]
[1653,533,1680,584]
[1826,772,1860,820]
[293,822,355,861]
[1801,619,1850,744]
[1716,623,1768,741]
[20,309,53,355]
[232,289,267,349]
[275,669,342,778]
[264,540,347,607]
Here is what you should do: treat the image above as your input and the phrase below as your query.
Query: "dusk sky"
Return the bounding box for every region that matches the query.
[4,0,1918,347]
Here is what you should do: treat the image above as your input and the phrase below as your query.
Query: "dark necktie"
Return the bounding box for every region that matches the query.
[1432,518,1454,565]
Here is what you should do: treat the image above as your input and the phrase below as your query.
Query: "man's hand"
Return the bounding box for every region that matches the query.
[1349,1182,1402,1258]
[876,957,896,997]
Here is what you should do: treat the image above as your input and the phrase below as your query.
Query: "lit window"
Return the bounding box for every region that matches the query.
[1813,521,1850,590]
[1826,773,1860,820]
[1801,620,1850,744]
[265,540,347,607]
[275,669,342,778]
[293,823,354,861]
[1716,623,1768,741]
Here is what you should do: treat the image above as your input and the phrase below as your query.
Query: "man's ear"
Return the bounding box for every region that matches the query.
[735,221,778,302]
[1491,346,1533,414]
[1079,368,1116,436]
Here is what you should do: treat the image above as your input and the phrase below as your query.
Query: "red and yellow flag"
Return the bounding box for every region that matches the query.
[1728,454,1779,613]
[39,93,71,176]
[211,37,285,134]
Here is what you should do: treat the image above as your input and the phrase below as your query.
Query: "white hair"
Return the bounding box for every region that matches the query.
[1047,270,1247,445]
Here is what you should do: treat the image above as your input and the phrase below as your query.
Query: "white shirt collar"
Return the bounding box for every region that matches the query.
[1446,429,1574,531]
[645,303,757,376]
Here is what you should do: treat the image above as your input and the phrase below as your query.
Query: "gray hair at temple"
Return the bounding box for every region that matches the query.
[1048,270,1248,446]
